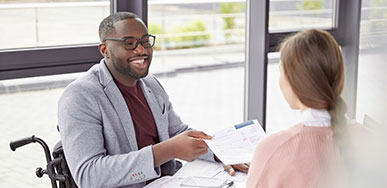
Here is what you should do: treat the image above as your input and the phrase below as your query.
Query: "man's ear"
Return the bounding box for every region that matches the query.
[98,43,109,59]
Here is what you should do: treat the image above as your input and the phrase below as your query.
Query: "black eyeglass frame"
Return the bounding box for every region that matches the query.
[102,34,156,50]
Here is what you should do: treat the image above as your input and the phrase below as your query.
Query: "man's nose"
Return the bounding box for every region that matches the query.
[133,42,145,53]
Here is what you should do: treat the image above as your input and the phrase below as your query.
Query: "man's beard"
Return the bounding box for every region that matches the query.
[111,55,151,80]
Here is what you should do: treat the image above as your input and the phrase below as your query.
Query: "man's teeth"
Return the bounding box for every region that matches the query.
[132,59,145,64]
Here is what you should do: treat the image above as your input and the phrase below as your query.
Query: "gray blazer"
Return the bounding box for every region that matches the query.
[58,59,214,188]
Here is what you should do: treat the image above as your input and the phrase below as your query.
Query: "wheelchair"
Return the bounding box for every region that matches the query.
[9,135,78,188]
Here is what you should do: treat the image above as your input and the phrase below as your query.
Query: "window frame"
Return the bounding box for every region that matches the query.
[246,0,362,129]
[0,0,148,80]
[0,0,361,129]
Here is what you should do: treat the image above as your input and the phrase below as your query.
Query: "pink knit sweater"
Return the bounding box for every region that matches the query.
[246,124,343,188]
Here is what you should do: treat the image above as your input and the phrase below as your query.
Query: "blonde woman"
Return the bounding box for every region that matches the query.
[246,29,347,188]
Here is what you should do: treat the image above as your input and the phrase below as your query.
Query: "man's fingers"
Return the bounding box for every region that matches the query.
[194,144,208,152]
[192,138,209,148]
[198,148,208,155]
[187,130,212,139]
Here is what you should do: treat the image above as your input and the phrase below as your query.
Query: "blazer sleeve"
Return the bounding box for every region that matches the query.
[58,81,160,188]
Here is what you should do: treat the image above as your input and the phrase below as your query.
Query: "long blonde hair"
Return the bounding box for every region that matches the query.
[279,29,347,140]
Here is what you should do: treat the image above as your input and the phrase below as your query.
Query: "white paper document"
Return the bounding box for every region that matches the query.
[204,120,266,165]
[145,161,246,187]
[146,160,248,187]
[143,176,185,188]
[174,160,247,183]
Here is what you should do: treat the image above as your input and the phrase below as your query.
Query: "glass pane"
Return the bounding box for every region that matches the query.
[0,0,110,50]
[266,0,336,133]
[0,73,81,188]
[269,0,335,32]
[266,53,300,134]
[266,0,387,133]
[356,0,387,125]
[148,1,246,133]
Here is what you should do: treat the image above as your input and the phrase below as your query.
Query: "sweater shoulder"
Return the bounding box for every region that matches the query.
[258,125,304,152]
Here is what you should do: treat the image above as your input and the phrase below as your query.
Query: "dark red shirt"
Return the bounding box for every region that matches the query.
[114,79,160,149]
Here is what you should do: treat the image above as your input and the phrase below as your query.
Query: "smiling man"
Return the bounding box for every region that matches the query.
[58,12,215,188]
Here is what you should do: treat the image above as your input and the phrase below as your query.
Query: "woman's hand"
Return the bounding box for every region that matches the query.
[222,163,250,176]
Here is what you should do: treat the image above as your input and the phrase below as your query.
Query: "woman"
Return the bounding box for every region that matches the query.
[246,29,347,188]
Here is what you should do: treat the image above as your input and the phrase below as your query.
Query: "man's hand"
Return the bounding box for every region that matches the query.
[169,130,211,162]
[222,163,250,176]
[152,130,212,167]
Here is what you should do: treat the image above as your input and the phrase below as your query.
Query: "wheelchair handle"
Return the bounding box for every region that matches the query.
[10,135,57,188]
[10,135,36,151]
[10,135,52,163]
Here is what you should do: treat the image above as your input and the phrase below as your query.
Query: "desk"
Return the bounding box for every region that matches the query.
[145,160,247,188]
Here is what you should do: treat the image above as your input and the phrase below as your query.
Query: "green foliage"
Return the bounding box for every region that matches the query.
[220,3,244,30]
[296,0,324,12]
[168,20,210,49]
[148,20,210,49]
[148,23,163,50]
[219,2,245,42]
[370,0,387,18]
[148,23,162,35]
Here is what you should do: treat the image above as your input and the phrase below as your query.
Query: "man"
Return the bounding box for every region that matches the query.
[58,12,214,188]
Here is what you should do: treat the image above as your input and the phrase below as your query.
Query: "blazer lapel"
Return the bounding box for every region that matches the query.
[138,80,169,142]
[98,60,138,151]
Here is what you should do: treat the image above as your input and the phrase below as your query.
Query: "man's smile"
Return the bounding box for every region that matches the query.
[129,56,149,69]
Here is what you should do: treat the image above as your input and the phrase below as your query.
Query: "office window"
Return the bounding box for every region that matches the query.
[0,81,66,188]
[0,1,110,187]
[0,0,110,50]
[266,0,337,134]
[356,0,387,125]
[148,1,246,133]
[266,53,300,134]
[269,0,335,32]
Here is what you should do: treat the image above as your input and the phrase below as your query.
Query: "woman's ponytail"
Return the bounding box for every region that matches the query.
[329,96,349,155]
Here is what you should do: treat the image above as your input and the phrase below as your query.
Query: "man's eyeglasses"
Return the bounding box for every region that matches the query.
[102,34,156,50]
